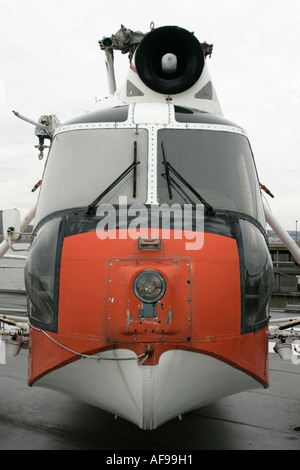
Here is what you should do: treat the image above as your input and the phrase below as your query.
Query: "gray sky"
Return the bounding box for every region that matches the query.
[0,0,299,231]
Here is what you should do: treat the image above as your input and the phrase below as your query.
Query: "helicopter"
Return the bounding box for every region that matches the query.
[1,24,300,430]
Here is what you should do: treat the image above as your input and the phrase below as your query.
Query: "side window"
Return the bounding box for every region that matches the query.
[240,220,274,329]
[25,217,62,330]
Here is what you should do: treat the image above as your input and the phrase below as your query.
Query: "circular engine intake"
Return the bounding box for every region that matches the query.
[135,26,205,95]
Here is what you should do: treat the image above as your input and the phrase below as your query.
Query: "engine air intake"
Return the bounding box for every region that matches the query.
[135,26,205,95]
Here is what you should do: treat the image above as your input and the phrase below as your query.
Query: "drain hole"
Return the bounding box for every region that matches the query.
[294,426,300,432]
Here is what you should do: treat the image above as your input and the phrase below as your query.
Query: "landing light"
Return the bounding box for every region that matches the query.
[134,270,166,303]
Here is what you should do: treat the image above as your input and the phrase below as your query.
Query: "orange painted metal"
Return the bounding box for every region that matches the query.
[28,229,268,387]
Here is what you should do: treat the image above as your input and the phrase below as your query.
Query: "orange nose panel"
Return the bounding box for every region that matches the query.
[106,258,192,343]
[28,228,268,389]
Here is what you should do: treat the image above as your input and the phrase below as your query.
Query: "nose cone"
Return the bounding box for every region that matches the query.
[161,53,177,74]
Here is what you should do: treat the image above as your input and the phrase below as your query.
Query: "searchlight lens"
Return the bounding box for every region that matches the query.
[134,270,166,303]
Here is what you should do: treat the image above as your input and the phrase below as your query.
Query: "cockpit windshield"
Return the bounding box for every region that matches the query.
[35,124,264,227]
[157,129,264,224]
[35,128,148,224]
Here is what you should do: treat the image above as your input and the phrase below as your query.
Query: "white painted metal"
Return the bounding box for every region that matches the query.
[12,111,54,135]
[0,205,36,260]
[146,125,158,205]
[133,102,170,124]
[104,49,117,95]
[87,61,223,116]
[54,120,247,137]
[263,199,300,264]
[34,348,260,430]
[2,209,21,241]
[115,61,223,116]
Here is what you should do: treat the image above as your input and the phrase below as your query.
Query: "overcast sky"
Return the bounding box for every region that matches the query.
[0,0,299,231]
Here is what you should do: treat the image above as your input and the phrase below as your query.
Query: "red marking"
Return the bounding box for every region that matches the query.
[130,62,137,73]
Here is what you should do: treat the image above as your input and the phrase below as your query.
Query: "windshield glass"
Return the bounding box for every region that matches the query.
[35,128,148,224]
[157,129,264,224]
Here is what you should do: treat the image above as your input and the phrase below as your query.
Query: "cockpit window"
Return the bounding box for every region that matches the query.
[157,129,264,224]
[35,128,148,224]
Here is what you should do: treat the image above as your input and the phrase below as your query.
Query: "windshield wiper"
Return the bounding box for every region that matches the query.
[162,173,196,204]
[133,140,138,198]
[85,141,140,215]
[161,141,215,215]
[161,141,173,199]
